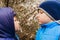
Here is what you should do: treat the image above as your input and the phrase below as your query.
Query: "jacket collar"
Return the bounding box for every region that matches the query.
[41,21,59,28]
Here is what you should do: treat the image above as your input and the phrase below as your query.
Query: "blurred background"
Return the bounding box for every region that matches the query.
[0,0,60,40]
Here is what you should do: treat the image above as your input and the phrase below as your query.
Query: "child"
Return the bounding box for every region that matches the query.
[35,1,60,40]
[0,7,20,40]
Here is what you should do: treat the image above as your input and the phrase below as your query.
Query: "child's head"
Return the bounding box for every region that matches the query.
[36,8,53,24]
[0,7,16,37]
[36,1,60,24]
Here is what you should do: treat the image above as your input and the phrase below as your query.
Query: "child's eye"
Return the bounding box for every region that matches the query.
[38,9,45,14]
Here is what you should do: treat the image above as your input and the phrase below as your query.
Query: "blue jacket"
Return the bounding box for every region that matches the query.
[35,21,60,40]
[0,7,16,40]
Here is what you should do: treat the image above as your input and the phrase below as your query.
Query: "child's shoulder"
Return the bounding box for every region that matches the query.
[54,25,60,33]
